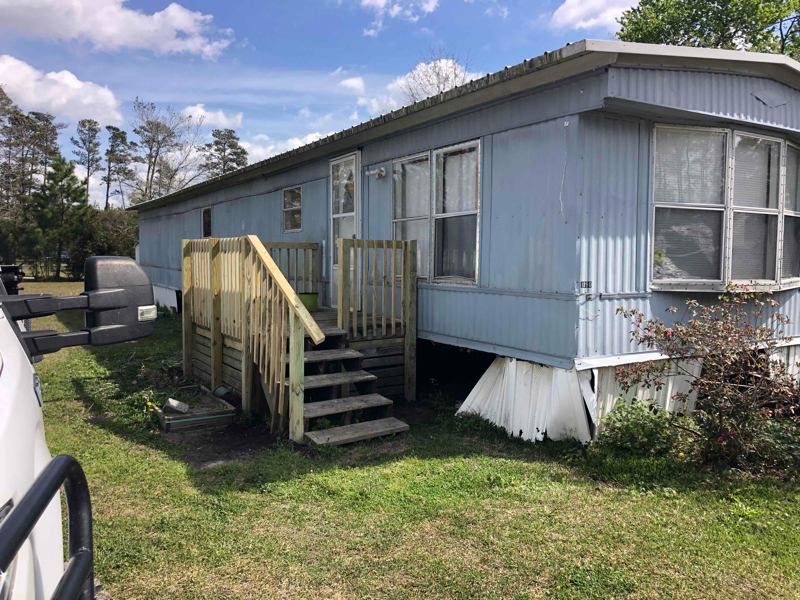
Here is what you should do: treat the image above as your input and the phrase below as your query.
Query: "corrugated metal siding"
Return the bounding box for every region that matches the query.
[609,67,800,132]
[487,117,580,294]
[577,114,646,295]
[417,285,577,365]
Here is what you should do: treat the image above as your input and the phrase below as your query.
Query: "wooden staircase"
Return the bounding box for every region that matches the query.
[294,318,409,446]
[182,235,415,447]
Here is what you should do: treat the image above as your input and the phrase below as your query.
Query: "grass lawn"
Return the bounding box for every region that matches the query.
[26,281,800,599]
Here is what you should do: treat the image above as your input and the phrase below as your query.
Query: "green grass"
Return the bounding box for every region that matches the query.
[31,281,800,599]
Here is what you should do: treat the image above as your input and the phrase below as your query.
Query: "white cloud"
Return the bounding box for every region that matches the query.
[298,107,312,118]
[349,110,359,121]
[330,66,344,76]
[339,76,366,94]
[549,0,632,30]
[310,112,333,128]
[242,132,326,163]
[182,103,243,128]
[252,133,271,141]
[0,0,233,59]
[357,95,399,116]
[484,0,509,19]
[359,0,438,36]
[0,54,122,124]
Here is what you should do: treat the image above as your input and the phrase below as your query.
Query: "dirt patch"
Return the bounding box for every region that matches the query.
[167,422,323,469]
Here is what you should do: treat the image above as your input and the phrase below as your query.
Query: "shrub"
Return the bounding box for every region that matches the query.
[597,398,680,457]
[616,287,800,469]
[754,419,800,476]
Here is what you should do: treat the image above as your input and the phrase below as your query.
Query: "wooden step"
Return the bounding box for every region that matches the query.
[303,394,392,419]
[306,325,348,339]
[286,348,362,364]
[303,370,376,390]
[305,417,409,446]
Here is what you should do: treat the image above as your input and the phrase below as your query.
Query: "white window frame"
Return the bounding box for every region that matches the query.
[202,207,212,238]
[282,185,302,233]
[431,139,481,285]
[391,151,431,280]
[650,124,800,292]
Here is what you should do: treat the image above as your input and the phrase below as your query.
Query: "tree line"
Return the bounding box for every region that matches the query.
[0,86,248,279]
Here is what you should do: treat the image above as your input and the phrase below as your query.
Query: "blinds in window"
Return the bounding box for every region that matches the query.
[733,136,780,209]
[653,207,723,280]
[654,129,726,205]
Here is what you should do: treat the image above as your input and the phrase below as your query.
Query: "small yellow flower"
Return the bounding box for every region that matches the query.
[679,452,684,457]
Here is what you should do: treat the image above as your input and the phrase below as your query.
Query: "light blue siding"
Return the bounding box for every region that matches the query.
[138,64,800,366]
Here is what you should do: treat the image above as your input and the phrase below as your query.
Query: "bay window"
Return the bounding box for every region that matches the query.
[391,139,481,283]
[652,125,800,289]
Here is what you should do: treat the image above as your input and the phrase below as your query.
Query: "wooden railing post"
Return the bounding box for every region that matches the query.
[181,240,193,378]
[403,240,417,402]
[210,238,223,389]
[240,237,254,411]
[289,310,305,443]
[337,238,352,333]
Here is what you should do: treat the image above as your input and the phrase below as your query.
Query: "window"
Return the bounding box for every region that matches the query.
[652,126,800,289]
[392,154,430,277]
[433,141,480,281]
[283,186,302,232]
[202,207,211,238]
[391,140,481,283]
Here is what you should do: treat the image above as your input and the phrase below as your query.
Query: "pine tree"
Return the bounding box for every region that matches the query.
[201,128,248,177]
[71,119,102,201]
[102,126,137,209]
[33,156,89,279]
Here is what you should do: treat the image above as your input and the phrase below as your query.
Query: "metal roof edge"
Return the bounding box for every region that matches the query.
[131,39,800,213]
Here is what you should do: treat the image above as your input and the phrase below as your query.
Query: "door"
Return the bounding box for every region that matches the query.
[330,152,360,308]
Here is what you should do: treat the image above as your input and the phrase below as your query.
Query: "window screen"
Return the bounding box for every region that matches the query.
[733,135,780,209]
[787,145,800,213]
[654,128,726,205]
[202,208,211,238]
[653,207,723,280]
[731,213,778,280]
[783,216,800,279]
[283,187,301,232]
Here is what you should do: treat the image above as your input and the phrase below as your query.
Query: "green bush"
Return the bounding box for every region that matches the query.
[754,419,800,476]
[597,398,680,457]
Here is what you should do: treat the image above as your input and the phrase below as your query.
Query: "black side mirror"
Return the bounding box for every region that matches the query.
[84,256,156,345]
[4,257,157,357]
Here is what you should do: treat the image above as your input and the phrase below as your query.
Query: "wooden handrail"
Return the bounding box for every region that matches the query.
[183,235,326,444]
[246,235,324,344]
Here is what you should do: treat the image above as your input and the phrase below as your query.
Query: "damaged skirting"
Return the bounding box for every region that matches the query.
[457,357,595,444]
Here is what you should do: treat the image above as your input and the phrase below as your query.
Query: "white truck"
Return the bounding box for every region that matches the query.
[0,256,157,600]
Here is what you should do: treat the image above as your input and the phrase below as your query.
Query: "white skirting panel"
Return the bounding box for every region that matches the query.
[774,344,800,378]
[153,285,178,311]
[457,357,593,443]
[594,360,701,424]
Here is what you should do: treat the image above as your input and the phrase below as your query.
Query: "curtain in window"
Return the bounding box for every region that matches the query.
[393,158,429,219]
[786,146,800,213]
[435,215,477,279]
[436,146,478,214]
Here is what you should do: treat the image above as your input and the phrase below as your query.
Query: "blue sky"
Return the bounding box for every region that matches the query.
[0,0,628,204]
